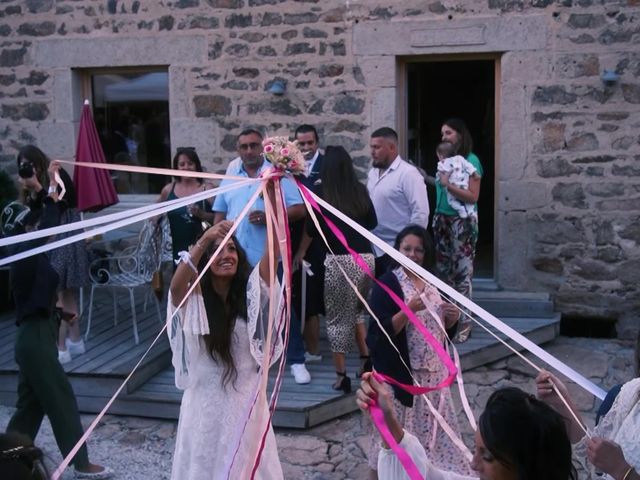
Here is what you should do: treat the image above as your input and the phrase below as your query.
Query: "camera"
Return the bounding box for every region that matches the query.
[18,162,34,179]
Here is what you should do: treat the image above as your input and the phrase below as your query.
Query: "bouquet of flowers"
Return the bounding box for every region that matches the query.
[262,136,306,175]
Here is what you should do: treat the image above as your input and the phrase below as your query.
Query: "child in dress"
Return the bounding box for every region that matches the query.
[436,142,477,219]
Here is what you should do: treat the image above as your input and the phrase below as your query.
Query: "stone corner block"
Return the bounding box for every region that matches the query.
[356,56,397,88]
[370,88,396,131]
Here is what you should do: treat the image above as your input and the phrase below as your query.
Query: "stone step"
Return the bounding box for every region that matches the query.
[470,282,555,319]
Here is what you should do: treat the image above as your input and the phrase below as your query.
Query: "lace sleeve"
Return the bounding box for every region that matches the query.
[246,266,284,368]
[166,289,209,390]
[573,378,640,479]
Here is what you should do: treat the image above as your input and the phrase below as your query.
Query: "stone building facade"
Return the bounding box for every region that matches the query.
[0,0,638,335]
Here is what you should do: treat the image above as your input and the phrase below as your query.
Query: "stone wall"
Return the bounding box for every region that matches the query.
[0,0,638,334]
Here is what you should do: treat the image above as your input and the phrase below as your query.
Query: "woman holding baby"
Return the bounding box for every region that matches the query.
[433,118,483,343]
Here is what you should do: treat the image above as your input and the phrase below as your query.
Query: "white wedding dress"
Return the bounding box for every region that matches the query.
[167,266,284,480]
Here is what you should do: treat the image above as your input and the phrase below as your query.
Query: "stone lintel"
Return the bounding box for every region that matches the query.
[34,35,208,68]
[353,15,547,56]
[410,26,485,48]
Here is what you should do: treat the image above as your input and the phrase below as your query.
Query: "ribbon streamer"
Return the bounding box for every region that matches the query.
[51,176,274,479]
[370,399,425,480]
[58,158,247,182]
[5,157,596,478]
[297,181,473,457]
[0,179,258,267]
[299,187,606,401]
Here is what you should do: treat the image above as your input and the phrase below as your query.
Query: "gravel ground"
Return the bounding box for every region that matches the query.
[1,335,635,479]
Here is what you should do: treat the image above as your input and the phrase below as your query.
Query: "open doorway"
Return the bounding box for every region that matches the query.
[405,58,496,278]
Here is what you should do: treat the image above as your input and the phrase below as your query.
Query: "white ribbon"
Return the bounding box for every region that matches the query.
[303,189,606,400]
[300,259,313,334]
[0,178,258,267]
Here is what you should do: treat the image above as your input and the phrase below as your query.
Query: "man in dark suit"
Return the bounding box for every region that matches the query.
[295,124,323,188]
[293,125,325,362]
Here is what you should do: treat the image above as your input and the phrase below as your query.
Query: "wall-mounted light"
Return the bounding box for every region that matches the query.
[268,80,286,96]
[601,69,620,87]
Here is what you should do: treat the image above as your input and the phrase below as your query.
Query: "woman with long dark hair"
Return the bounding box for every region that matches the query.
[167,183,284,479]
[299,145,377,392]
[16,145,89,364]
[366,225,470,477]
[434,119,483,343]
[157,148,215,264]
[358,374,578,480]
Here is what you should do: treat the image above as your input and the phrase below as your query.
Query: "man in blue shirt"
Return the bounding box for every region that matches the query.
[213,128,311,384]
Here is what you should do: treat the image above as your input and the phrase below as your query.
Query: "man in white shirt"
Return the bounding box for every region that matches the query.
[366,127,430,276]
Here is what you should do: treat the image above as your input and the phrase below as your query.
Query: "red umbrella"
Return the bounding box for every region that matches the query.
[73,100,119,212]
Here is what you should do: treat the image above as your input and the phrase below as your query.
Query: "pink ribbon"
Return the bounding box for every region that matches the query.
[250,179,294,479]
[369,372,425,480]
[296,180,457,385]
[296,180,458,479]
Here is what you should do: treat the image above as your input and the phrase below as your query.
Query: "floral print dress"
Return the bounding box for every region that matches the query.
[368,268,472,475]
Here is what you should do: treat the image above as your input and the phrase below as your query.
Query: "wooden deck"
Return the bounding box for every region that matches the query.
[0,287,560,429]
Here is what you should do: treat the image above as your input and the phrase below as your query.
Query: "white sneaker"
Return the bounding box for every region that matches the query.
[74,466,114,479]
[304,351,322,363]
[58,349,72,364]
[290,363,311,384]
[66,338,86,356]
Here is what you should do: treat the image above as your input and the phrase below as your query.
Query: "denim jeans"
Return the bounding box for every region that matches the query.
[278,263,305,365]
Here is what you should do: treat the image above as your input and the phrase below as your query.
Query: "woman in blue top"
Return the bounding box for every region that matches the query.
[433,118,483,343]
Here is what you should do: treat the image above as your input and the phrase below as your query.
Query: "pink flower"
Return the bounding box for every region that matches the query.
[281,148,289,156]
[264,144,274,153]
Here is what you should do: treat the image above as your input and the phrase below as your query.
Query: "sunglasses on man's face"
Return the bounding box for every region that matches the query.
[238,142,261,151]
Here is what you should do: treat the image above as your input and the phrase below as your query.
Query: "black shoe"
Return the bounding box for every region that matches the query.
[332,371,351,394]
[356,355,372,378]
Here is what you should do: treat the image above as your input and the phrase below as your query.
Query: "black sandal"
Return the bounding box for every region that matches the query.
[332,371,351,394]
[356,355,372,378]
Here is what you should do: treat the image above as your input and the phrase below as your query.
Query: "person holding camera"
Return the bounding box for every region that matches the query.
[1,160,112,479]
[17,145,89,364]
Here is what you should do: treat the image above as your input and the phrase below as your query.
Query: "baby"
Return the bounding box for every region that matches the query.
[436,142,477,219]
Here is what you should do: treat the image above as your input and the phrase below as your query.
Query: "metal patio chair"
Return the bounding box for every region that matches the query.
[85,221,163,344]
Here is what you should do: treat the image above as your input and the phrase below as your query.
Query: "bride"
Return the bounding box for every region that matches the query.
[167,182,284,480]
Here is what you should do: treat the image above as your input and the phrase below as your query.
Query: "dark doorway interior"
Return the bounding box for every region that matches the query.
[406,59,495,278]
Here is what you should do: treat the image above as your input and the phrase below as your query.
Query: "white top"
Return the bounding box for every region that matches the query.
[437,155,477,190]
[367,156,430,256]
[574,378,640,479]
[306,149,320,176]
[378,430,477,480]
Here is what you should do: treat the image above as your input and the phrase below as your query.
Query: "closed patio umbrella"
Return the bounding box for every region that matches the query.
[73,99,119,213]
